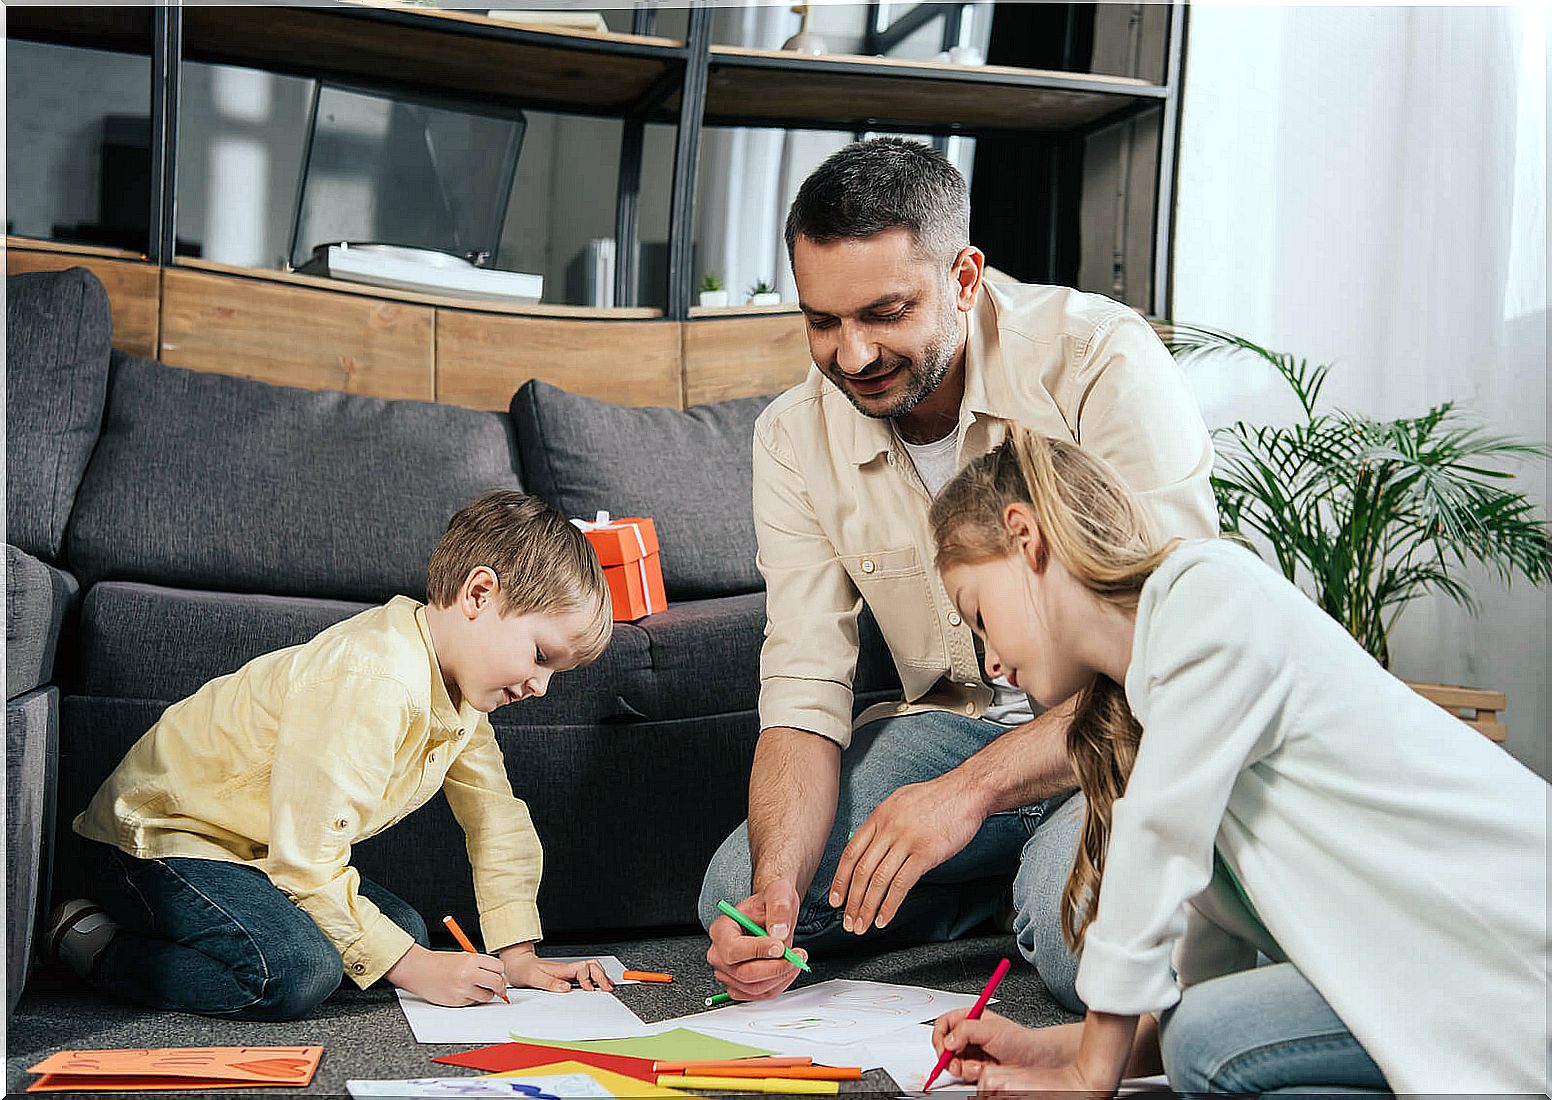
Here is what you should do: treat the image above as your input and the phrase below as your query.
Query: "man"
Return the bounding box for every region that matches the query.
[699,138,1217,1010]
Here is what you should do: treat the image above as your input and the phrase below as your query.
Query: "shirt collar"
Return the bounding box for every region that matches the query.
[843,283,1011,466]
[413,601,483,741]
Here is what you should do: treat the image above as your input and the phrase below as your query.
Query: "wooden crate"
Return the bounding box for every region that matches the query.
[1407,682,1507,742]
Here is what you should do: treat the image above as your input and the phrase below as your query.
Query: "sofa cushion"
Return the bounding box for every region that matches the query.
[5,545,81,700]
[621,595,900,721]
[7,685,58,1013]
[67,354,524,602]
[75,582,654,726]
[512,381,773,601]
[5,269,113,561]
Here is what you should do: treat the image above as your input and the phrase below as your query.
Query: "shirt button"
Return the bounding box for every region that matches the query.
[861,559,876,574]
[964,703,976,715]
[428,751,437,763]
[947,611,962,627]
[335,817,349,830]
[896,702,910,713]
[352,961,365,973]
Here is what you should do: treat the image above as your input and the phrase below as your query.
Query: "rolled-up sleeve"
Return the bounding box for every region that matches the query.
[442,717,544,952]
[266,676,416,988]
[1070,310,1219,541]
[753,413,863,748]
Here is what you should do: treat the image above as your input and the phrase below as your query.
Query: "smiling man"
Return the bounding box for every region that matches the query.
[698,138,1218,1010]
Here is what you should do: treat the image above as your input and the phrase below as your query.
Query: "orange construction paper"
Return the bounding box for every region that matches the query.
[27,1046,323,1092]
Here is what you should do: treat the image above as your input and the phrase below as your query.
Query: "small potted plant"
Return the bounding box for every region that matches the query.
[747,279,781,307]
[1167,323,1550,740]
[698,273,728,309]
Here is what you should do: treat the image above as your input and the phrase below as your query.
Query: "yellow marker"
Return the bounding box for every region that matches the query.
[657,1076,839,1094]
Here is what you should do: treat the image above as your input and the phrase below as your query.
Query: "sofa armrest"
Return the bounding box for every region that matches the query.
[5,545,80,701]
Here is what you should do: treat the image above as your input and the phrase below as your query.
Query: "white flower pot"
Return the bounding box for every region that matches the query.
[698,290,729,308]
[748,292,781,306]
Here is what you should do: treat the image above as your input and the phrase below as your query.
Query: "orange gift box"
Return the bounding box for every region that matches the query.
[572,512,667,622]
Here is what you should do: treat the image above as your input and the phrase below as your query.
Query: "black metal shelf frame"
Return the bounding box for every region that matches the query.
[11,1,1187,318]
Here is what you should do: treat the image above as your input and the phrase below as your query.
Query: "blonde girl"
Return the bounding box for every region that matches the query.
[924,429,1546,1094]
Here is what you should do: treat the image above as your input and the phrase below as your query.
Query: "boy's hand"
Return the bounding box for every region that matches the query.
[385,943,507,1006]
[499,942,614,993]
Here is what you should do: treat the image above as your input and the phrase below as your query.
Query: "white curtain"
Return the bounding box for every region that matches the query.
[1172,5,1548,775]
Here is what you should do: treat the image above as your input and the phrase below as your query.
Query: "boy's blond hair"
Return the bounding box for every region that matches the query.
[426,491,613,664]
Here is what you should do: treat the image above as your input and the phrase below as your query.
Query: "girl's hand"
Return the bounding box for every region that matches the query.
[501,944,614,993]
[931,1010,1080,1079]
[974,1062,1109,1097]
[385,944,507,1006]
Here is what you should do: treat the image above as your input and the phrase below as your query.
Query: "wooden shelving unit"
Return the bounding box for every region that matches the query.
[701,46,1163,133]
[8,1,1185,398]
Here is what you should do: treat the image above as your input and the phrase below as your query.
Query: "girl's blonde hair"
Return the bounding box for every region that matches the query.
[929,429,1176,951]
[426,491,613,665]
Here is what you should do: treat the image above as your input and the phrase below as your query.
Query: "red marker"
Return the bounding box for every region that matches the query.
[922,957,1011,1092]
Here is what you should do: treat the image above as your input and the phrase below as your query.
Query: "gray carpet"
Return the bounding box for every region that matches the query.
[6,931,1079,1097]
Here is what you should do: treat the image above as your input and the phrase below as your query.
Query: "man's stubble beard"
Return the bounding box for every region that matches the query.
[829,302,960,422]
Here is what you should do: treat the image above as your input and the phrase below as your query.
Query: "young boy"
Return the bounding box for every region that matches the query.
[48,491,617,1020]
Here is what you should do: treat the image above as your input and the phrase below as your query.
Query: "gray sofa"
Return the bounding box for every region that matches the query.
[4,267,900,1010]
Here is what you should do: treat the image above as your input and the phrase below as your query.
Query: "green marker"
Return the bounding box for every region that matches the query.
[704,991,733,1007]
[716,899,812,973]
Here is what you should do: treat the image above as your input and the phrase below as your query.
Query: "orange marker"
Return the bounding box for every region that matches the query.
[654,1058,812,1073]
[661,1067,860,1081]
[441,915,509,1003]
[622,970,674,983]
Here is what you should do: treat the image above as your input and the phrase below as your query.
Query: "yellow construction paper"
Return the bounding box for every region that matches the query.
[491,1061,685,1098]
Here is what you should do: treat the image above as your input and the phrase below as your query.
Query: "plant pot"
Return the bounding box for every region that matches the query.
[1406,681,1506,743]
[698,290,729,308]
[748,292,781,306]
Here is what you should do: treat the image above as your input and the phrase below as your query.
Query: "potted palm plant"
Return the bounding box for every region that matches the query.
[1166,323,1551,741]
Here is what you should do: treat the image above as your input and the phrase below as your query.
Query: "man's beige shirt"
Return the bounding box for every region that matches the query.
[75,596,545,987]
[753,280,1218,748]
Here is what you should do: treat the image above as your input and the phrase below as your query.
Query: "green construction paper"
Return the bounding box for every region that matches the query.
[507,1028,771,1062]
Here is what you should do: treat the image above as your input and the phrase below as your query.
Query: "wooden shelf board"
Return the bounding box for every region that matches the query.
[688,303,803,318]
[5,7,154,54]
[702,47,1163,132]
[181,4,684,116]
[7,236,148,261]
[171,258,663,320]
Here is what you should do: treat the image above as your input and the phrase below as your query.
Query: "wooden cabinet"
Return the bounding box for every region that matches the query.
[6,244,160,358]
[9,239,814,410]
[437,310,682,410]
[161,267,435,401]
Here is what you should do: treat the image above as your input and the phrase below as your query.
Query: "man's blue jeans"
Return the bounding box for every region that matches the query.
[1160,962,1389,1093]
[699,711,1085,1010]
[84,841,430,1021]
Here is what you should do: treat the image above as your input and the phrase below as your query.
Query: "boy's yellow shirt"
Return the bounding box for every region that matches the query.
[74,595,544,987]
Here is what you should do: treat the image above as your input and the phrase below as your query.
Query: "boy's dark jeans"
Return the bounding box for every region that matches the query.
[83,840,429,1021]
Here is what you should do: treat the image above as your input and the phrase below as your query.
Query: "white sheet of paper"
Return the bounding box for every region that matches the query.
[347,1073,614,1097]
[865,1023,975,1094]
[677,979,986,1045]
[394,987,652,1045]
[539,954,636,984]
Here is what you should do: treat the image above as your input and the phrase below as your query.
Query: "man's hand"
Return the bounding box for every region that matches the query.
[705,881,810,1001]
[829,774,987,934]
[385,943,507,1006]
[500,942,613,993]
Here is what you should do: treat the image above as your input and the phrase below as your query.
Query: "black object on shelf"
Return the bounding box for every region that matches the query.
[288,83,525,273]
